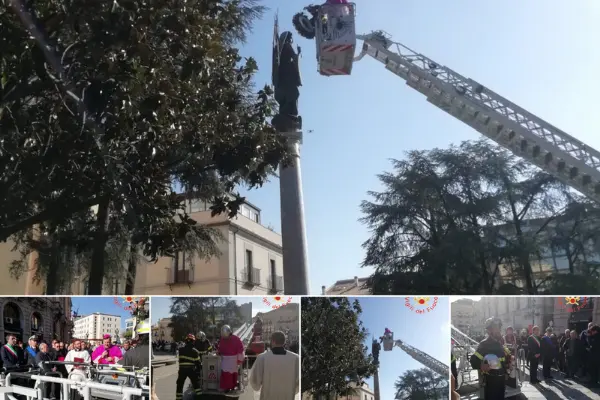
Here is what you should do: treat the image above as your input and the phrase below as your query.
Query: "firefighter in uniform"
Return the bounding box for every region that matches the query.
[194,332,212,356]
[194,331,212,373]
[176,334,202,400]
[470,317,512,400]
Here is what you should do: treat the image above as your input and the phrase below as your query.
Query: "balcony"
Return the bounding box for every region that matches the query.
[241,268,260,287]
[267,275,284,294]
[166,266,195,285]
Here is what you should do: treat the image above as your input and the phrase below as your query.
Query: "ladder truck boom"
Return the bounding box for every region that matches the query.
[393,339,449,377]
[355,31,600,204]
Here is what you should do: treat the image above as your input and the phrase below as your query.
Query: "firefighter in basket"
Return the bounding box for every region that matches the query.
[470,317,513,400]
[293,0,351,39]
[175,334,202,400]
[193,331,212,372]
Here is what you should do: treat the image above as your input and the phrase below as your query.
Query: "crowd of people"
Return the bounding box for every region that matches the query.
[455,317,600,400]
[1,334,143,371]
[1,327,150,400]
[515,322,600,386]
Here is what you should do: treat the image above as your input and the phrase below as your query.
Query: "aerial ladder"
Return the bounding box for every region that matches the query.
[297,4,600,203]
[380,331,448,377]
[451,325,481,392]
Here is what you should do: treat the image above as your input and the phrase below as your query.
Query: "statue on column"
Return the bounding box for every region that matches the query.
[272,28,302,132]
[372,339,381,365]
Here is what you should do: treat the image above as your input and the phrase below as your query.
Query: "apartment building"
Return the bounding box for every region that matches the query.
[257,303,300,344]
[492,218,600,290]
[451,298,476,336]
[455,297,600,338]
[239,302,253,324]
[324,277,370,295]
[135,199,284,295]
[0,198,283,296]
[73,313,121,341]
[301,383,375,400]
[0,297,72,343]
[152,318,174,343]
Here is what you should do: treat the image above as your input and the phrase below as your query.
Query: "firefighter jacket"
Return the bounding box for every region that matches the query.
[470,336,510,378]
[194,339,212,356]
[178,343,201,370]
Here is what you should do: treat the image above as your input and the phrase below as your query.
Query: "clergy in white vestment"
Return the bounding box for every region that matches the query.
[249,331,299,400]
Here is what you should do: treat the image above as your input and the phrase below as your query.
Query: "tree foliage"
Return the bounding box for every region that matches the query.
[0,0,290,293]
[301,297,376,397]
[394,368,447,400]
[168,297,242,341]
[361,139,600,295]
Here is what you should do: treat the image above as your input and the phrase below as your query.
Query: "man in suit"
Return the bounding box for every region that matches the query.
[527,326,542,384]
[1,334,23,368]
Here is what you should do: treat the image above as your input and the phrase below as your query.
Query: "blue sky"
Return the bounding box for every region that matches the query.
[235,1,600,294]
[151,296,301,324]
[349,297,450,400]
[71,296,135,331]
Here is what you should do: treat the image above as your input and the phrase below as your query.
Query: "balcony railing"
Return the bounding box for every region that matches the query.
[166,265,195,284]
[267,275,284,293]
[241,268,260,286]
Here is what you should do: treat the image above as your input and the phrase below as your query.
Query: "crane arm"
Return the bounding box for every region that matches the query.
[393,339,448,377]
[356,31,600,203]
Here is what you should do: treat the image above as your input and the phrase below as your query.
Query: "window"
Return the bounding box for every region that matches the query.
[242,206,251,219]
[245,250,253,268]
[173,251,192,283]
[270,259,276,288]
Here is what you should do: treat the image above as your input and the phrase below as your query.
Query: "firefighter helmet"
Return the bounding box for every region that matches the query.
[485,317,502,330]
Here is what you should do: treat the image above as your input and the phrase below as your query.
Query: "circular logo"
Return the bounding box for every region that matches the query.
[262,296,292,309]
[555,296,589,313]
[405,297,438,314]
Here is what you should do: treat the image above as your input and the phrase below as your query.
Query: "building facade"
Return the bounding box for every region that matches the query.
[451,298,476,337]
[152,318,174,343]
[301,383,375,400]
[0,199,282,296]
[0,297,72,343]
[454,297,600,339]
[324,277,370,295]
[73,313,122,341]
[239,302,253,324]
[134,200,284,295]
[257,303,300,344]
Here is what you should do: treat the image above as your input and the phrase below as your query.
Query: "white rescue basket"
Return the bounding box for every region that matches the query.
[315,3,357,76]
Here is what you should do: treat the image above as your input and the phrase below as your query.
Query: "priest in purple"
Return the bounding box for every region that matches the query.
[92,335,122,364]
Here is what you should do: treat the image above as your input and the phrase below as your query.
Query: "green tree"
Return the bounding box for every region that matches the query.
[169,297,241,340]
[361,139,600,295]
[394,368,447,400]
[1,0,290,294]
[301,297,376,397]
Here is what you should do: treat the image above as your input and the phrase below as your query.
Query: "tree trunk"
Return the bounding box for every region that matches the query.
[88,197,110,295]
[125,242,138,295]
[45,248,59,295]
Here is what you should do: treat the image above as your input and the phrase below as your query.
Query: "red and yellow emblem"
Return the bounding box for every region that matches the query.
[565,296,580,306]
[414,297,430,306]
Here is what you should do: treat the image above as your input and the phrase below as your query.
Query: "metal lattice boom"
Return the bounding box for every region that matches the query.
[393,339,448,377]
[356,31,600,204]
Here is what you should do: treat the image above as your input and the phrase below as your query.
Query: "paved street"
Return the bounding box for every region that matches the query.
[458,367,600,399]
[153,363,259,400]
